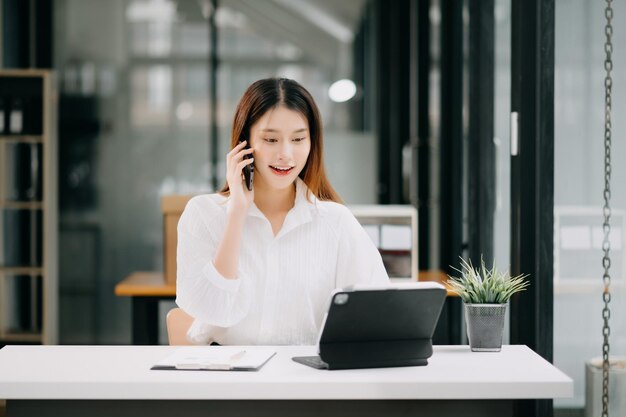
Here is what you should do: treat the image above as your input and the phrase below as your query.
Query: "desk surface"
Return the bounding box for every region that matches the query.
[114,272,175,296]
[0,345,571,400]
[114,270,457,297]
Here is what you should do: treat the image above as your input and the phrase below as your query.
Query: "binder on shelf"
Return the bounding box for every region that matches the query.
[1,142,43,201]
[1,274,42,334]
[9,98,24,134]
[0,97,6,134]
[0,77,44,136]
[0,209,43,267]
[2,277,18,333]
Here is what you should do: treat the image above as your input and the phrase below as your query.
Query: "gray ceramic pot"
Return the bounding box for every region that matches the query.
[464,303,507,352]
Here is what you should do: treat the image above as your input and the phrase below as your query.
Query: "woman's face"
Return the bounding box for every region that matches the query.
[249,105,311,192]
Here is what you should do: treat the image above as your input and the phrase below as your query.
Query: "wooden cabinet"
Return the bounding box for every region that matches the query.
[0,70,58,344]
[162,195,193,286]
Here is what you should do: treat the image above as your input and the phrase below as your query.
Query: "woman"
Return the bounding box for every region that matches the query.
[176,78,389,345]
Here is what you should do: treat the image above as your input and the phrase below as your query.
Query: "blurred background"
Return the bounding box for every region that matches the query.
[1,1,626,415]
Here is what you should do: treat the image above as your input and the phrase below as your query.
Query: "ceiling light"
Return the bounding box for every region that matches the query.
[328,79,357,103]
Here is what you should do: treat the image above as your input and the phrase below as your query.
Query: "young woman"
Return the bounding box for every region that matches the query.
[176,78,389,345]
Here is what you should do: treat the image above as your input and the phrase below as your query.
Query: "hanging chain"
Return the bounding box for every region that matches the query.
[601,1,613,416]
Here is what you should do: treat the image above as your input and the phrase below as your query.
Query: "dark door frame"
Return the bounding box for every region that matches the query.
[374,0,411,205]
[467,0,496,265]
[510,1,555,417]
[439,0,464,277]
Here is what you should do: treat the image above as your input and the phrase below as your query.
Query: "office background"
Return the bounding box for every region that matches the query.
[1,0,625,415]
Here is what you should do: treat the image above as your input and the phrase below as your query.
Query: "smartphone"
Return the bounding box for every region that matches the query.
[239,138,254,191]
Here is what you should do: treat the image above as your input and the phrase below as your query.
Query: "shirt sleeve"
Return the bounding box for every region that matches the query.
[175,197,253,330]
[334,208,390,288]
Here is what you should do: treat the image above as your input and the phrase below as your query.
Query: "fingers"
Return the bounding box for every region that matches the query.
[227,143,254,164]
[234,147,254,161]
[226,141,255,190]
[236,157,255,172]
[227,140,247,157]
[227,146,253,175]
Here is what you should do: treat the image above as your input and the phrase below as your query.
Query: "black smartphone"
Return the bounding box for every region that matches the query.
[239,139,254,191]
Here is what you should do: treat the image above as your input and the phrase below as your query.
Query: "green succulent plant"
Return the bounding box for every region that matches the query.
[446,257,530,304]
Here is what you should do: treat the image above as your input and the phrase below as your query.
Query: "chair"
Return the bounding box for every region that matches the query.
[166,307,194,345]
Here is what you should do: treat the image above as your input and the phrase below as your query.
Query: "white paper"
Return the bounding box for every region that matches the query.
[380,225,412,250]
[153,346,276,370]
[362,225,380,247]
[9,110,23,134]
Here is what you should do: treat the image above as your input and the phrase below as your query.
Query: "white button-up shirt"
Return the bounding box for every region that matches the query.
[176,178,390,345]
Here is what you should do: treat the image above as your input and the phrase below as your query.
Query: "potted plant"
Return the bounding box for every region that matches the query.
[447,257,529,352]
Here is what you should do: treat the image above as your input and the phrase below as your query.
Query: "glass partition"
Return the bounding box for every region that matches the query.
[554,0,626,410]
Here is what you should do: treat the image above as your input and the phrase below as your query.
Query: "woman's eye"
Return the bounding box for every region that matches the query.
[293,137,306,142]
[263,138,278,143]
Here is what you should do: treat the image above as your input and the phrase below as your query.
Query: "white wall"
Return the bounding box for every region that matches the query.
[324,130,377,204]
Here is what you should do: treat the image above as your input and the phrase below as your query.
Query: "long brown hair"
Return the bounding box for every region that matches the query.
[220,78,342,203]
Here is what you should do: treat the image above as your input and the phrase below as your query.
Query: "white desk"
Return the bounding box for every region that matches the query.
[0,345,572,417]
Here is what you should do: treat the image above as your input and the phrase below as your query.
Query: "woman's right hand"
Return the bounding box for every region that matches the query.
[226,140,255,214]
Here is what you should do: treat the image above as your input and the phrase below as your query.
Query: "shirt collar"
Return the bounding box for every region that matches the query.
[276,177,314,238]
[226,178,322,238]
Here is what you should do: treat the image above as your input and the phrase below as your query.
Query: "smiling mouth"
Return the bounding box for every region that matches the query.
[270,165,294,175]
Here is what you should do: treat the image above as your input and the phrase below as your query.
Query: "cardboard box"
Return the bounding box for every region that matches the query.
[161,195,194,285]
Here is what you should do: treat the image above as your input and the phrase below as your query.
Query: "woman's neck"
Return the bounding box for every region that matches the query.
[253,180,296,214]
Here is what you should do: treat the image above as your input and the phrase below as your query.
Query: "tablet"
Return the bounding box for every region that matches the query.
[293,282,447,370]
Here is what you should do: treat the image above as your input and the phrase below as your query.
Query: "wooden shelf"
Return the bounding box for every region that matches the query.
[0,201,43,209]
[0,135,44,143]
[0,267,43,275]
[0,333,43,343]
[0,332,42,343]
[0,69,50,77]
[0,69,59,345]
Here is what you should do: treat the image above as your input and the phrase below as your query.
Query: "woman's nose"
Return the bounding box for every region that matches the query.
[277,142,293,160]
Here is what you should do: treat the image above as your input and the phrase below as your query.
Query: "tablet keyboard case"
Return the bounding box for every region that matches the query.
[317,287,446,370]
